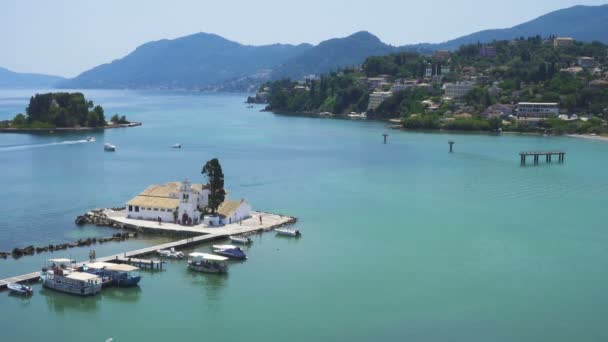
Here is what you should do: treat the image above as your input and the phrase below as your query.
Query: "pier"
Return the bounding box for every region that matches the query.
[520,151,565,165]
[0,211,296,290]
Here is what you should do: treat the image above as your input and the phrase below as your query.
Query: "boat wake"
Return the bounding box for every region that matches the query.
[0,139,92,152]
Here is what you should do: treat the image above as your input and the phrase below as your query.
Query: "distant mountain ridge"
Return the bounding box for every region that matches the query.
[60,33,311,89]
[0,67,65,88]
[406,4,608,51]
[54,4,608,90]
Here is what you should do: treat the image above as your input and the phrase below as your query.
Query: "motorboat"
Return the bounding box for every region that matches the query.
[86,136,96,142]
[275,228,301,237]
[84,262,141,287]
[246,105,254,108]
[158,247,185,259]
[212,245,247,260]
[7,283,33,295]
[172,143,181,148]
[104,143,116,152]
[42,258,75,272]
[188,253,228,273]
[229,235,252,245]
[42,267,102,296]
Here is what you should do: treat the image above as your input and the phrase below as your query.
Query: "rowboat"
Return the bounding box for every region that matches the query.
[275,228,301,237]
[229,235,252,245]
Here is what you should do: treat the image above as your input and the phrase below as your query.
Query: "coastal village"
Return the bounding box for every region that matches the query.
[251,36,608,133]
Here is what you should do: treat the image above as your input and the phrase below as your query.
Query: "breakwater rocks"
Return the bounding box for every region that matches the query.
[75,208,125,228]
[0,232,137,259]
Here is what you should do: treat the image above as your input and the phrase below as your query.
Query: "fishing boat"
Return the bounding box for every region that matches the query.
[212,245,247,259]
[42,267,102,296]
[275,228,301,237]
[7,283,33,295]
[104,143,116,152]
[158,247,185,259]
[187,253,228,273]
[229,235,252,245]
[84,262,142,287]
[86,136,96,142]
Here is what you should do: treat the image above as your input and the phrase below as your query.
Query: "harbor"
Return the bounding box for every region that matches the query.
[0,211,296,290]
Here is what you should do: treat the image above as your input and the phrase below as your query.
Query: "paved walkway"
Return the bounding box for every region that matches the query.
[105,210,291,235]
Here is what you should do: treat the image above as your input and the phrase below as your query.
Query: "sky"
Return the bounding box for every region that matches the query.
[1,0,606,77]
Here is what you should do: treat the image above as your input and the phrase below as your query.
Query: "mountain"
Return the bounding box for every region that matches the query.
[421,5,608,50]
[60,33,312,89]
[271,31,402,79]
[0,67,65,88]
[60,4,608,90]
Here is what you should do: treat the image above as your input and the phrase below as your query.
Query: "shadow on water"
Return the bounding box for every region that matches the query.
[187,269,228,300]
[101,286,142,303]
[6,291,34,306]
[40,287,101,313]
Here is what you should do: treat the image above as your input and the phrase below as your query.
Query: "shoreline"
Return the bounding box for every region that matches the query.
[566,134,608,142]
[0,121,142,133]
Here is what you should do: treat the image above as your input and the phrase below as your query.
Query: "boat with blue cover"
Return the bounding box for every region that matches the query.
[84,262,142,287]
[212,245,247,260]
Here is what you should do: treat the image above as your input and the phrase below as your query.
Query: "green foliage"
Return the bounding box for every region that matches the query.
[110,114,130,124]
[19,92,107,128]
[402,115,440,129]
[444,118,491,131]
[370,89,431,119]
[201,158,226,214]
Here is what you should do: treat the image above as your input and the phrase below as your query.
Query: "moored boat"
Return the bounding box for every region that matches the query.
[212,245,247,259]
[275,228,301,237]
[84,262,142,287]
[7,283,33,295]
[187,253,228,273]
[42,268,102,296]
[158,247,185,259]
[172,143,182,148]
[104,143,116,152]
[229,235,252,245]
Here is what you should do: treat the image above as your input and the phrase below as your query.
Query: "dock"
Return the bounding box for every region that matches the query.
[0,211,296,290]
[520,151,565,165]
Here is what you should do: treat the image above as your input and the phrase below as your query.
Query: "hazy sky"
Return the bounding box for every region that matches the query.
[1,0,606,77]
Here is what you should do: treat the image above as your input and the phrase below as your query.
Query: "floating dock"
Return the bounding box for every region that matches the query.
[0,211,296,290]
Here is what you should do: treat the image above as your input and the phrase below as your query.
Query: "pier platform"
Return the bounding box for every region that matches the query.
[0,211,296,290]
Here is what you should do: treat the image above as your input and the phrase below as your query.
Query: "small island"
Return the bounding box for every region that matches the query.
[0,92,140,132]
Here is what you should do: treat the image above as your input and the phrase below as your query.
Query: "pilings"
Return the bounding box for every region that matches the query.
[382,134,388,144]
[448,140,455,153]
[520,151,565,166]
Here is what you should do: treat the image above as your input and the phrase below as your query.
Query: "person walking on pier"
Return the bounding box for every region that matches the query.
[259,215,263,225]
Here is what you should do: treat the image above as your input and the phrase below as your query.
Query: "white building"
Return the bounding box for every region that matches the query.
[218,199,252,225]
[443,81,476,99]
[126,180,209,224]
[368,91,394,110]
[517,102,559,118]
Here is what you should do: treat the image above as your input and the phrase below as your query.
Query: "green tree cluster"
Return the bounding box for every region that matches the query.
[15,92,108,128]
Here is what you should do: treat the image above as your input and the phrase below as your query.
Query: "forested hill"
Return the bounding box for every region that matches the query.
[259,37,608,134]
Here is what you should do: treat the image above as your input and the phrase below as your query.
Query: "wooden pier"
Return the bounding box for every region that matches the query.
[520,151,565,165]
[0,213,296,290]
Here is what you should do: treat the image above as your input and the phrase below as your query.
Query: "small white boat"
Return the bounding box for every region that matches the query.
[7,283,33,295]
[188,253,228,273]
[158,247,184,259]
[86,136,96,142]
[275,228,301,237]
[172,143,181,148]
[229,235,252,245]
[104,143,116,152]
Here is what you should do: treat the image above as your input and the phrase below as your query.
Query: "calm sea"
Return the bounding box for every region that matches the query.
[1,89,608,341]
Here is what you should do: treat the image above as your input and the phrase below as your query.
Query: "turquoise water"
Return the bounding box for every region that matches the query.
[1,89,608,341]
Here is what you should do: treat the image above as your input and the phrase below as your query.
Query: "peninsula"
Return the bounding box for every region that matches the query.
[0,92,140,132]
[253,36,608,135]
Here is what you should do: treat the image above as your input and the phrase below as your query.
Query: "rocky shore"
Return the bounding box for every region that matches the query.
[75,208,126,228]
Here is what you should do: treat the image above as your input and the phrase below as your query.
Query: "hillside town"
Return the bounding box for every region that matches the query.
[252,36,608,133]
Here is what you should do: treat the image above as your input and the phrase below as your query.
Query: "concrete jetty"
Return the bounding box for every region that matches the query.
[0,211,296,290]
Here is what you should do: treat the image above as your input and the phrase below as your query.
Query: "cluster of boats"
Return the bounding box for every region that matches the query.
[5,228,302,297]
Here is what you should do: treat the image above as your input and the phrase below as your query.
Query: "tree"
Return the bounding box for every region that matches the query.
[12,113,26,126]
[110,114,120,123]
[93,105,105,125]
[201,158,226,214]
